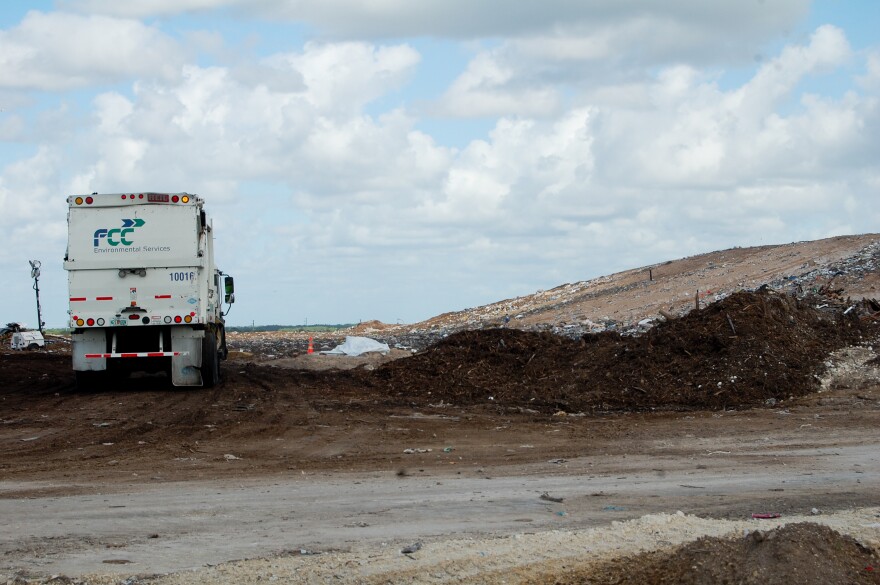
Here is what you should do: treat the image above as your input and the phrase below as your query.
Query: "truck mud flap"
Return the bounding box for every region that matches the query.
[171,328,205,386]
[72,329,107,372]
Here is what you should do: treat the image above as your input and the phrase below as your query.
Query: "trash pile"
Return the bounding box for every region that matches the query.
[374,289,879,412]
[401,236,880,340]
[226,331,335,358]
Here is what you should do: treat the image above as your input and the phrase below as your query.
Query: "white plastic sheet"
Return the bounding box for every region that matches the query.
[321,336,390,356]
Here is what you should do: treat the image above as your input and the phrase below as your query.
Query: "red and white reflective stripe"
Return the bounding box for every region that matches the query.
[84,352,188,358]
[70,296,114,301]
[154,294,172,299]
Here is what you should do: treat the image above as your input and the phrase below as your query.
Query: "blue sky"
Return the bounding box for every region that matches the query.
[1,0,878,328]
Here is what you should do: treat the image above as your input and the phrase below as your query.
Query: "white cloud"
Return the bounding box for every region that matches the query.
[434,51,561,118]
[60,0,809,50]
[0,147,67,270]
[60,41,429,198]
[269,42,420,116]
[858,51,880,92]
[585,26,861,191]
[58,0,238,18]
[0,11,183,90]
[433,23,847,121]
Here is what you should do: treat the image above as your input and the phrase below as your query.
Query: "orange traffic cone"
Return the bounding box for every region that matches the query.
[307,336,314,354]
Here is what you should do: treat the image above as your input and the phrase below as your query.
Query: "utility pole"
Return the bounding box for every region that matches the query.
[29,260,44,334]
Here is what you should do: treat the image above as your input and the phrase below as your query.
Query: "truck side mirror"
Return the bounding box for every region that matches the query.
[224,276,235,304]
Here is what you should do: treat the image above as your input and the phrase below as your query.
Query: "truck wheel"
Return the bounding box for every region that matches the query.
[201,330,219,387]
[27,343,40,350]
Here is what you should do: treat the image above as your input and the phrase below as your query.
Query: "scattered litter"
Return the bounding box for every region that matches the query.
[548,458,567,464]
[679,484,705,489]
[20,436,40,442]
[322,336,390,356]
[401,542,422,555]
[539,492,564,503]
[603,505,627,511]
[751,513,782,519]
[555,511,567,516]
[403,448,432,454]
[223,454,241,461]
[443,447,454,453]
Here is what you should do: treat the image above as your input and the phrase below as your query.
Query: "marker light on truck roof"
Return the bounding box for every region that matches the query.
[171,195,180,203]
[74,197,83,205]
[181,195,190,203]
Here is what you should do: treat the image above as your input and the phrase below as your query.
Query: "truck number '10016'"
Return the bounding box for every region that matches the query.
[170,271,196,282]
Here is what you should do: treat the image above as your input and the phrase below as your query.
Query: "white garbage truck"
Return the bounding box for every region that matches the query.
[64,193,234,387]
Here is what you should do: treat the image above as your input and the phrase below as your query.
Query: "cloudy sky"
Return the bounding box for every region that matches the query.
[1,1,878,328]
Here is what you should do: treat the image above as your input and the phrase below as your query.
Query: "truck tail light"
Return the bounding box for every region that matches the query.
[76,318,85,326]
[172,195,180,203]
[86,318,95,326]
[164,316,172,323]
[97,318,105,326]
[128,314,139,320]
[85,196,93,204]
[174,315,182,323]
[184,315,192,323]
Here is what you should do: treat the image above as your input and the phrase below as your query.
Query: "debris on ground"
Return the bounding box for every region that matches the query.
[401,542,422,555]
[541,522,880,585]
[321,336,390,356]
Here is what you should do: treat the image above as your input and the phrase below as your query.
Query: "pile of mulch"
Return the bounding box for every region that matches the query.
[541,523,880,585]
[373,289,876,412]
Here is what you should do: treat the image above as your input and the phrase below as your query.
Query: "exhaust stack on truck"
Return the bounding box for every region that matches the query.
[64,193,234,387]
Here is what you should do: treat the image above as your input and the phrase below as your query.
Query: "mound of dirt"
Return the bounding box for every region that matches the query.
[374,289,877,412]
[546,522,880,585]
[1,290,875,420]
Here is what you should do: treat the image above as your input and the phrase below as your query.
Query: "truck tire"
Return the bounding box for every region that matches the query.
[27,343,40,350]
[201,330,219,388]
